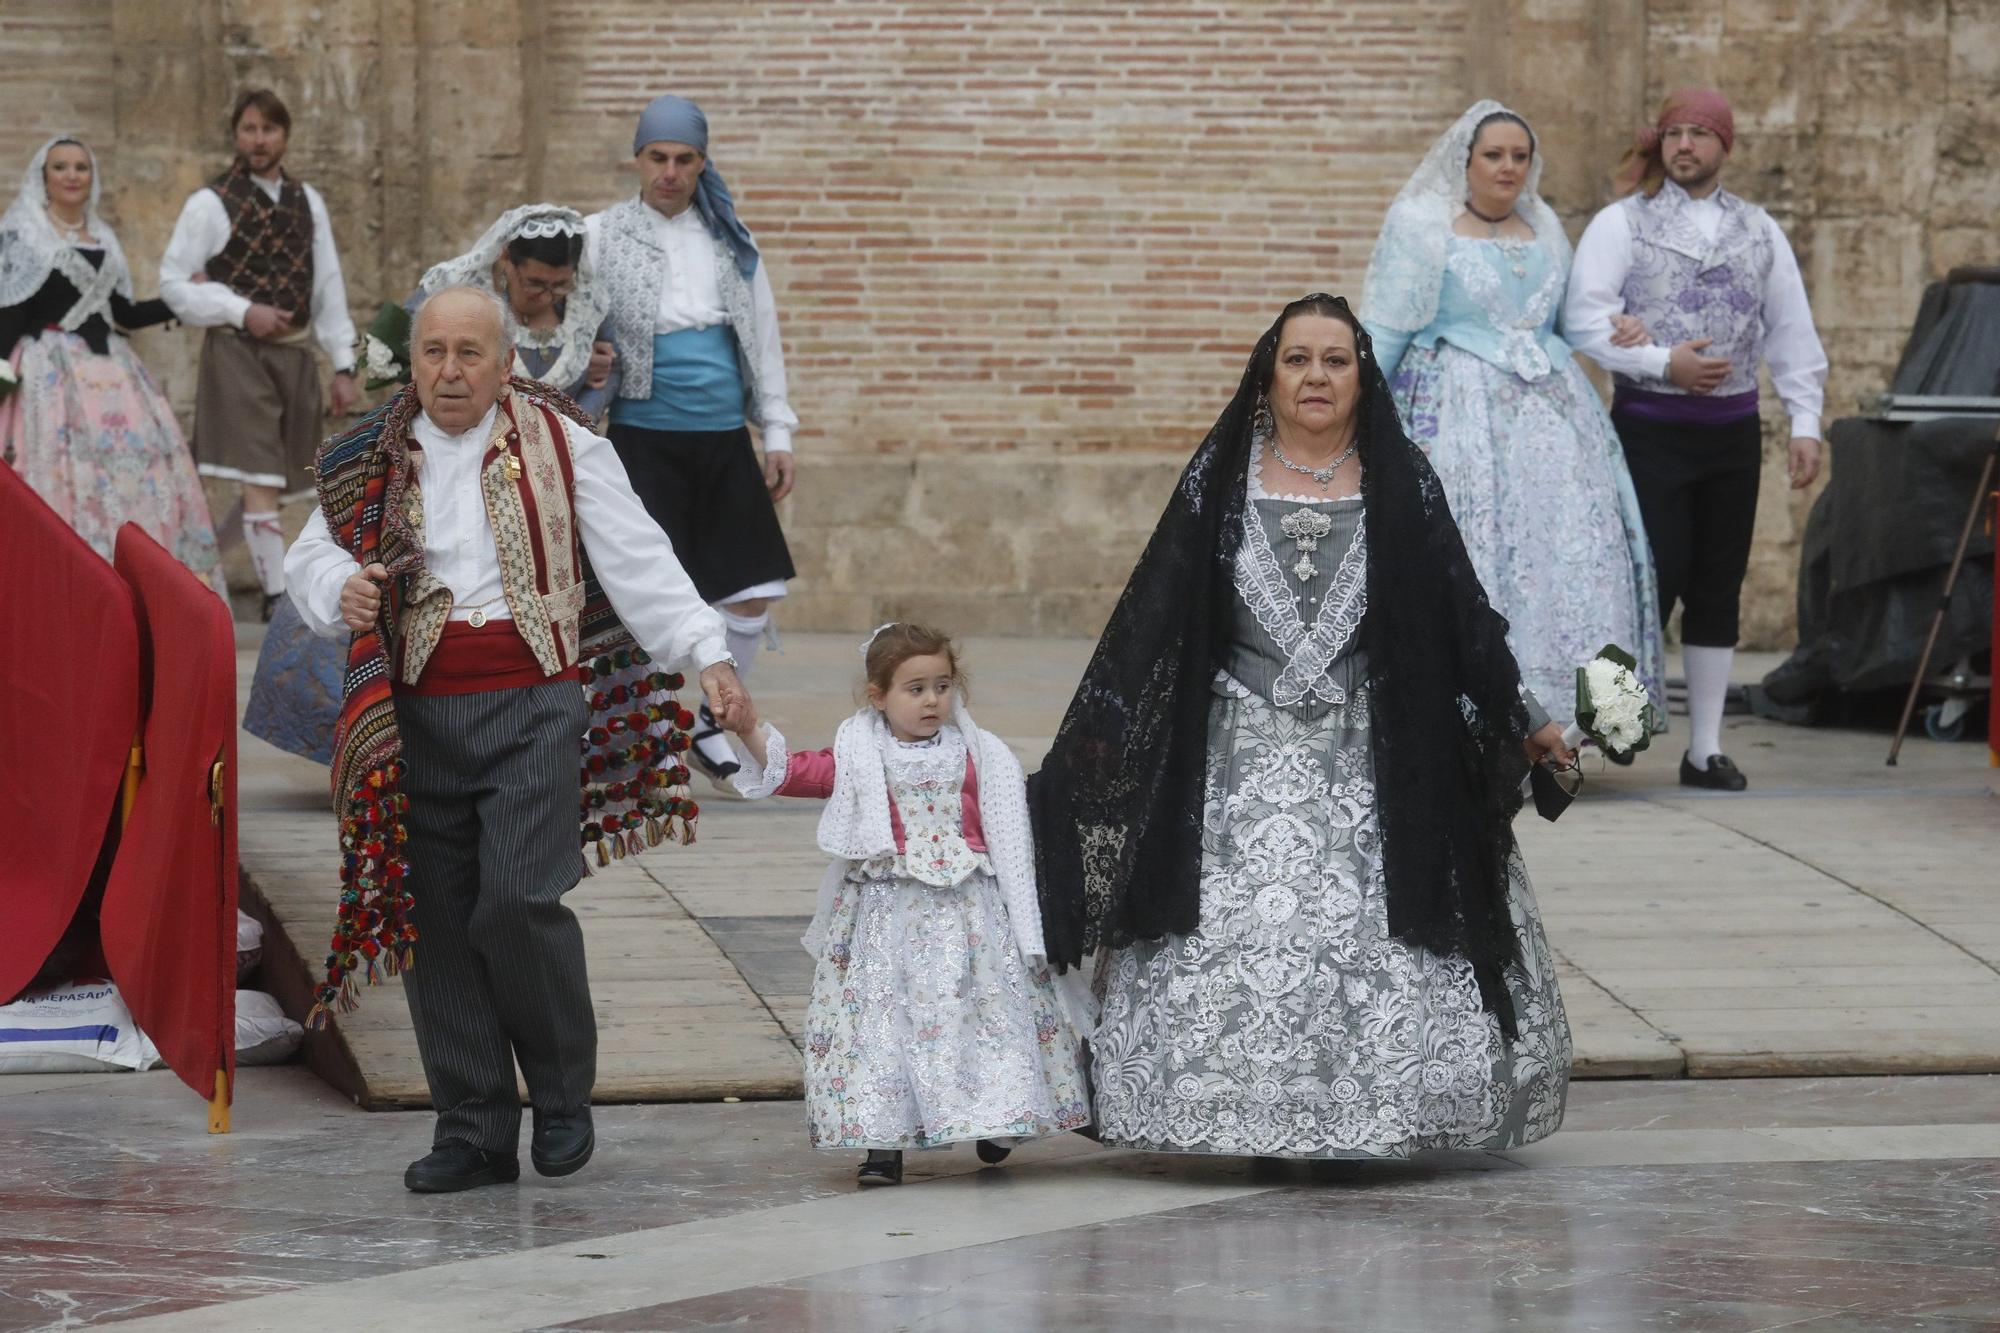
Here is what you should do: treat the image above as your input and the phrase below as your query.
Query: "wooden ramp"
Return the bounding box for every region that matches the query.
[233,639,806,1111]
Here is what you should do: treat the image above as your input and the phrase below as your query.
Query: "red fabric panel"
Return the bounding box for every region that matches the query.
[103,524,237,1105]
[397,619,578,696]
[0,464,139,1004]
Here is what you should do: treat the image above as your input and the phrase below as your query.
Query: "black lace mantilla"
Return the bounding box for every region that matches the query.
[1028,295,1535,1037]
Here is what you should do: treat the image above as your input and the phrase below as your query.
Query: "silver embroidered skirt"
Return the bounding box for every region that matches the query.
[1088,678,1571,1157]
[804,862,1091,1150]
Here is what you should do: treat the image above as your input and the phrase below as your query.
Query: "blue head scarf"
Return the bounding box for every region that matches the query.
[633,94,760,280]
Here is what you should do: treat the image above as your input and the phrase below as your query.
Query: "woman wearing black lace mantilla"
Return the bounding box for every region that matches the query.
[1030,294,1575,1158]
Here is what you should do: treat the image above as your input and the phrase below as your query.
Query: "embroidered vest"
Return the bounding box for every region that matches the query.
[592,197,767,414]
[1614,187,1774,399]
[395,390,589,684]
[883,730,988,888]
[205,167,316,319]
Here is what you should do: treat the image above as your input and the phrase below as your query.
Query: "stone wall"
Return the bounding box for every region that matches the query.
[1480,0,2000,645]
[5,2,1992,645]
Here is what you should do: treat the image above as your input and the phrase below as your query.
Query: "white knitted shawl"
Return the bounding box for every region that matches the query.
[736,699,1045,965]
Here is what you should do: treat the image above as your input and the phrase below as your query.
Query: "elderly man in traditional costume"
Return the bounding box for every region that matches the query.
[161,88,361,620]
[1563,88,1828,791]
[588,93,799,787]
[285,286,750,1193]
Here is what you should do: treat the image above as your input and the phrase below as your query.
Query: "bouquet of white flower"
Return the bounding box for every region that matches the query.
[1560,644,1657,758]
[0,358,18,403]
[354,301,411,391]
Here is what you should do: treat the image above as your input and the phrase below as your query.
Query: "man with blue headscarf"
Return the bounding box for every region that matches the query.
[588,94,800,786]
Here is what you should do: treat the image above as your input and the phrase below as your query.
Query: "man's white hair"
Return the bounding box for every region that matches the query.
[413,283,512,348]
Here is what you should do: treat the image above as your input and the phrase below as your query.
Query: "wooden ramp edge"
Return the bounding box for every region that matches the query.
[237,740,805,1111]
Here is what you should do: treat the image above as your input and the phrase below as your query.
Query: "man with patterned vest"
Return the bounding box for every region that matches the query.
[588,93,800,789]
[1564,88,1827,792]
[285,286,752,1193]
[161,88,362,620]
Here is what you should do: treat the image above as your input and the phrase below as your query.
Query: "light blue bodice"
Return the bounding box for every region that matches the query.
[1370,237,1574,385]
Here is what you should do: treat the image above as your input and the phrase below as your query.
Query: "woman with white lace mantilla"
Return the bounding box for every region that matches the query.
[1030,295,1574,1159]
[1362,101,1664,727]
[408,204,617,418]
[0,136,223,594]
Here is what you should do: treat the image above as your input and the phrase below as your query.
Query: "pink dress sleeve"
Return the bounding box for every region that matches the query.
[773,747,837,799]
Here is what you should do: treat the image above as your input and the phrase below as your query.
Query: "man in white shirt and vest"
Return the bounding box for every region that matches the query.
[588,93,800,788]
[1563,88,1828,792]
[161,88,362,619]
[285,286,751,1192]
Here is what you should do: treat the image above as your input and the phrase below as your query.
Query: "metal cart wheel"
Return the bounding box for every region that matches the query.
[1923,701,1968,743]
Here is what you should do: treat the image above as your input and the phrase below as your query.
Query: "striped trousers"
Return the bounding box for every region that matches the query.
[397,680,594,1155]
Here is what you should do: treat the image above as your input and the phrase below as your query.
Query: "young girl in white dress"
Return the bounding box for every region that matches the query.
[729,622,1089,1185]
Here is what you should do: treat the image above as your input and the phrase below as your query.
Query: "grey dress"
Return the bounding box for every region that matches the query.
[1088,448,1572,1157]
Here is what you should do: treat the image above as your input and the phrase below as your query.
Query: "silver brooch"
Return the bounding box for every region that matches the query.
[1278,508,1334,582]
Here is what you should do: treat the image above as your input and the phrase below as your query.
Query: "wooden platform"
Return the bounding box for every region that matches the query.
[233,641,809,1111]
[234,628,2000,1111]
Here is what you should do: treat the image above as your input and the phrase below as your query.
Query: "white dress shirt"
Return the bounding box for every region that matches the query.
[1563,187,1828,440]
[284,401,730,675]
[585,204,799,452]
[158,173,357,372]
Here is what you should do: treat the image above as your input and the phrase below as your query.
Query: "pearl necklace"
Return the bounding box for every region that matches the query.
[44,205,86,242]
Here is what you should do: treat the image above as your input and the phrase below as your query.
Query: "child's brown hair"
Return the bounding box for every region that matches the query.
[863,622,966,699]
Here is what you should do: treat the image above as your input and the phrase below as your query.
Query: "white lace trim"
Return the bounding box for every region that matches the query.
[730,724,793,800]
[1444,237,1564,381]
[1234,498,1369,708]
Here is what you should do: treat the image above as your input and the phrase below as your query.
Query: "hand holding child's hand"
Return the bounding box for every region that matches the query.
[700,661,753,736]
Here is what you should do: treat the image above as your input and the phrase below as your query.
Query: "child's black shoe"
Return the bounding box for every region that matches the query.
[857,1150,903,1186]
[974,1138,1012,1165]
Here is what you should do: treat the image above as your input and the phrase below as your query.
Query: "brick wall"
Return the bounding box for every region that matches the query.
[537,1,1475,631]
[3,2,1993,645]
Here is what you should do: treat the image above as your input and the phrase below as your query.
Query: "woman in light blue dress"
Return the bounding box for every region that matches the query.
[1362,101,1663,722]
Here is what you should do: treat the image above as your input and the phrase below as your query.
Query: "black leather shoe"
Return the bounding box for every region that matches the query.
[974,1138,1012,1165]
[856,1150,903,1186]
[689,704,741,784]
[1679,751,1748,791]
[531,1107,595,1177]
[404,1140,520,1194]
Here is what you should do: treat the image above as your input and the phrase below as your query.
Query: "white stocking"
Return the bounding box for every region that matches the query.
[1682,644,1733,768]
[243,511,286,596]
[719,606,772,683]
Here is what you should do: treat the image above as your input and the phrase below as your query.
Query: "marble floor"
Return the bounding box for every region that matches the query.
[3,1069,1998,1331]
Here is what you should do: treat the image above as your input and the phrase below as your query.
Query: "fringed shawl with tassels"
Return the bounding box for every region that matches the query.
[306,376,700,1026]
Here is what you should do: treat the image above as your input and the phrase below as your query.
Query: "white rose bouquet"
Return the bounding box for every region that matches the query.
[1560,644,1657,758]
[354,301,411,391]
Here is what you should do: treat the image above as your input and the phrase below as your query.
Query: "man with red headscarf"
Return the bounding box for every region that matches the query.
[1562,88,1827,792]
